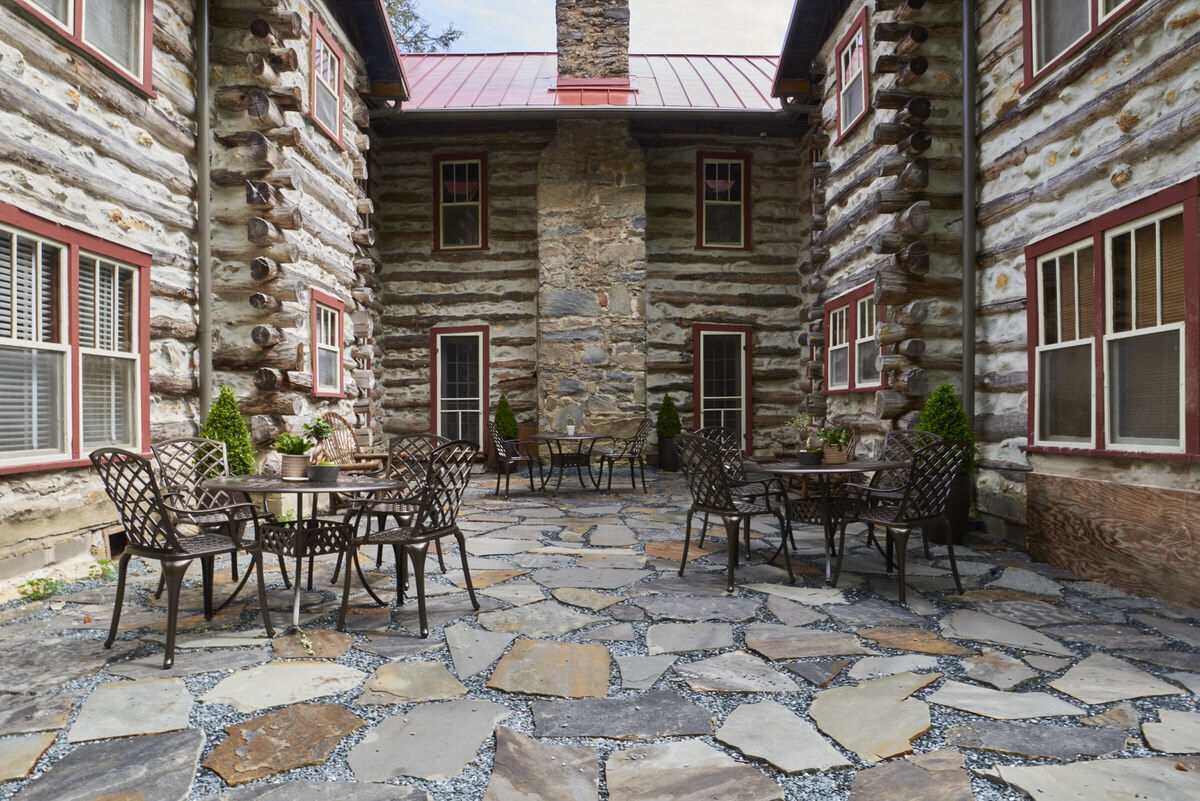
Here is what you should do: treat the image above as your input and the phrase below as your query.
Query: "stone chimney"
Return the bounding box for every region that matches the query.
[556,0,630,79]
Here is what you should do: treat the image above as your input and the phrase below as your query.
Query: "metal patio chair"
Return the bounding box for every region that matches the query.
[594,419,652,492]
[693,425,788,556]
[488,420,543,497]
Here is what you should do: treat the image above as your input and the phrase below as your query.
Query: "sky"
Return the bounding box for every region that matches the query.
[411,0,796,55]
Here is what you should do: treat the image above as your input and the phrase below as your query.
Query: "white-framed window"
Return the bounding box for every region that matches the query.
[1027,0,1139,80]
[855,296,882,388]
[432,326,488,446]
[825,284,884,393]
[827,306,849,390]
[0,203,148,470]
[311,291,344,397]
[310,15,344,143]
[1028,180,1197,457]
[698,154,749,249]
[694,324,752,451]
[835,8,869,138]
[18,0,150,87]
[435,155,486,251]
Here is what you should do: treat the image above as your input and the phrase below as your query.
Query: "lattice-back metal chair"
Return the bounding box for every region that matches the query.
[693,425,787,556]
[849,430,943,566]
[675,433,794,593]
[90,448,269,668]
[313,411,386,474]
[353,440,481,637]
[595,419,652,493]
[833,440,967,605]
[487,420,543,497]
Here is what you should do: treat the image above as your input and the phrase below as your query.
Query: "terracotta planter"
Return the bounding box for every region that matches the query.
[279,453,310,480]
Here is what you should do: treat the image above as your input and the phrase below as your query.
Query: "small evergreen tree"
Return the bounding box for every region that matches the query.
[915,383,978,473]
[199,386,256,475]
[494,393,518,440]
[656,394,682,439]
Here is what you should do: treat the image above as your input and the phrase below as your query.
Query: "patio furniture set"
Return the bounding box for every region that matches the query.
[487,419,653,496]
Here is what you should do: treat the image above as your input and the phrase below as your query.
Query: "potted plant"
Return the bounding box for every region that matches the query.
[786,414,824,465]
[303,417,334,444]
[274,431,314,480]
[817,423,851,465]
[198,386,255,475]
[306,461,340,483]
[566,415,576,436]
[491,393,520,471]
[915,382,978,543]
[656,394,682,471]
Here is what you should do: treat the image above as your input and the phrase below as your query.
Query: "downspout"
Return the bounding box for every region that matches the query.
[197,0,213,415]
[961,0,977,421]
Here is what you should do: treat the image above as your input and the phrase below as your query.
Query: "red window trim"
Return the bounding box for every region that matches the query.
[1024,177,1200,458]
[695,151,752,251]
[310,289,345,398]
[0,201,152,475]
[823,282,885,395]
[433,153,489,253]
[309,13,346,147]
[833,7,870,144]
[691,322,754,452]
[429,325,490,443]
[14,0,156,96]
[1021,0,1139,89]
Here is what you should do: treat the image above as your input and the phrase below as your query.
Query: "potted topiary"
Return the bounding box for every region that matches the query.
[786,414,824,465]
[492,393,519,471]
[656,394,682,471]
[274,431,314,480]
[199,386,255,475]
[915,382,978,542]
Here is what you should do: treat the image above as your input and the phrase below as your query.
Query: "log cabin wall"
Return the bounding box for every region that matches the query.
[973,0,1200,597]
[804,0,965,458]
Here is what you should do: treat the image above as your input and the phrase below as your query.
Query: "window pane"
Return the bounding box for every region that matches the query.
[81,354,135,448]
[438,335,481,445]
[1077,245,1094,335]
[1040,258,1060,344]
[857,340,880,384]
[1110,231,1132,332]
[704,162,742,202]
[841,73,864,125]
[28,0,69,24]
[1134,222,1157,328]
[1161,213,1185,324]
[84,0,141,75]
[442,206,480,247]
[314,82,339,134]
[317,348,339,390]
[1034,0,1088,67]
[1038,343,1092,442]
[1108,330,1180,447]
[0,346,64,455]
[829,346,849,387]
[704,206,742,247]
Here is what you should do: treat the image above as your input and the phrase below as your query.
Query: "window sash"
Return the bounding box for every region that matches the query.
[698,331,746,448]
[1035,339,1094,446]
[1104,325,1184,451]
[701,159,745,248]
[855,296,881,387]
[83,0,141,76]
[837,21,867,132]
[438,160,483,249]
[826,306,849,389]
[315,303,341,393]
[311,29,341,138]
[436,333,482,444]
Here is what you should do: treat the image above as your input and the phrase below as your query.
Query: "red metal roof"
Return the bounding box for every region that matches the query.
[398,53,781,113]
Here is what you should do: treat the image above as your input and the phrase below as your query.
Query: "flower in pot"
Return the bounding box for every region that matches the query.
[816,424,851,464]
[274,431,314,480]
[786,413,824,464]
[566,415,576,436]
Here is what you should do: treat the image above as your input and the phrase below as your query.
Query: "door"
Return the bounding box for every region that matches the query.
[431,327,488,447]
[694,324,752,452]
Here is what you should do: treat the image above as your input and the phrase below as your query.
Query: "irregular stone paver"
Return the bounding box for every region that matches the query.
[1166,671,1200,694]
[1129,613,1200,647]
[1143,709,1200,753]
[994,756,1200,801]
[0,692,76,735]
[848,749,972,801]
[11,728,203,801]
[587,622,636,641]
[606,739,784,801]
[348,699,510,782]
[858,626,971,656]
[2,638,139,693]
[1041,624,1168,650]
[552,587,621,611]
[744,624,873,660]
[962,648,1040,690]
[476,600,607,637]
[201,661,366,713]
[716,700,851,774]
[488,639,610,698]
[272,629,354,659]
[633,594,760,621]
[109,648,271,680]
[531,567,645,590]
[480,580,547,606]
[637,572,734,596]
[203,703,364,785]
[643,540,718,562]
[783,659,850,686]
[0,732,55,782]
[453,569,527,589]
[483,726,598,801]
[590,524,637,547]
[531,690,713,739]
[357,660,467,705]
[1116,649,1200,672]
[744,582,847,605]
[355,633,442,660]
[646,621,733,654]
[615,654,677,690]
[196,782,431,800]
[940,610,1074,656]
[928,680,1084,719]
[945,720,1128,758]
[466,538,539,556]
[823,598,927,628]
[977,600,1094,627]
[1023,653,1072,672]
[766,595,827,626]
[392,593,504,634]
[1050,653,1184,705]
[444,622,517,679]
[989,567,1065,596]
[674,650,801,693]
[68,677,192,742]
[809,672,941,763]
[848,654,941,679]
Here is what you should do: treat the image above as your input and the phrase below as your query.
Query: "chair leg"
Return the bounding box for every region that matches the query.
[253,551,274,638]
[637,458,646,492]
[392,543,407,604]
[335,536,354,632]
[893,527,911,606]
[104,553,132,650]
[698,512,709,547]
[405,542,431,637]
[434,539,447,573]
[722,518,740,593]
[160,558,191,670]
[773,510,795,585]
[940,517,965,594]
[454,532,480,611]
[494,462,503,496]
[200,556,216,620]
[742,517,753,560]
[831,520,849,588]
[679,510,695,577]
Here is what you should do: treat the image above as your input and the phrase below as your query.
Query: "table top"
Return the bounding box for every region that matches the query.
[749,459,906,476]
[204,473,403,494]
[530,432,607,442]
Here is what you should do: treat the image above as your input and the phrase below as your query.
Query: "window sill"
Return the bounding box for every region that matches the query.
[1025,444,1199,464]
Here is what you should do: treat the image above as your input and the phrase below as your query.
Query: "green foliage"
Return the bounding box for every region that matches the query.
[816,425,851,448]
[494,394,518,440]
[19,577,65,601]
[199,386,256,475]
[89,558,117,582]
[303,417,334,441]
[786,414,822,450]
[656,395,682,439]
[916,383,978,472]
[385,0,463,52]
[274,432,314,455]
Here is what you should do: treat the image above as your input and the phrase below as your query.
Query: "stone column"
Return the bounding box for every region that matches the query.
[536,119,647,433]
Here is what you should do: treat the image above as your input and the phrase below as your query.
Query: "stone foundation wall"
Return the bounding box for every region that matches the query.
[556,0,630,79]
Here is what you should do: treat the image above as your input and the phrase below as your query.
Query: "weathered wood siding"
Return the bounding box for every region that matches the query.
[974,0,1200,543]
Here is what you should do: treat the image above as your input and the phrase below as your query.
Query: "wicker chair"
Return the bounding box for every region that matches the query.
[675,433,794,593]
[90,448,269,668]
[313,412,386,474]
[353,440,481,637]
[487,420,543,497]
[833,440,967,605]
[594,419,652,493]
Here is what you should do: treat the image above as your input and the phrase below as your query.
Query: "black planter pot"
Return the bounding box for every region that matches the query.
[658,436,679,472]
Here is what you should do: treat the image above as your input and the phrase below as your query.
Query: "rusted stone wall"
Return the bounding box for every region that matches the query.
[556,0,631,78]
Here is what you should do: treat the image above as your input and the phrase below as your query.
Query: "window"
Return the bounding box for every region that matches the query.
[1028,179,1198,456]
[0,203,149,471]
[434,154,486,251]
[17,0,151,89]
[311,291,344,397]
[698,154,750,249]
[824,284,884,393]
[835,8,869,139]
[693,324,752,451]
[431,326,488,446]
[310,15,344,143]
[1025,0,1138,82]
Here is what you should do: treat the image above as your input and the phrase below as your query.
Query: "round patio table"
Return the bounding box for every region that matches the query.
[529,432,606,492]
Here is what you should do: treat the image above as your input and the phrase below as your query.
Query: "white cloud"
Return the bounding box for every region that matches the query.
[411,0,794,55]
